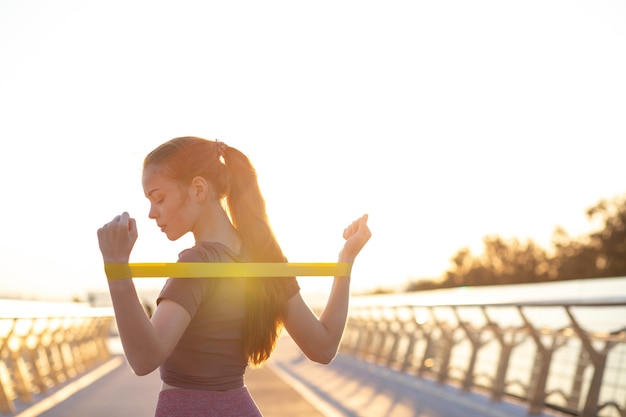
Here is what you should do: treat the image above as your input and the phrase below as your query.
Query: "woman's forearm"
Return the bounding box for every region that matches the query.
[317,275,351,355]
[317,251,358,354]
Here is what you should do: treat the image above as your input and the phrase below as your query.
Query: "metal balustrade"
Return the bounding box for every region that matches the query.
[0,314,114,414]
[340,301,626,417]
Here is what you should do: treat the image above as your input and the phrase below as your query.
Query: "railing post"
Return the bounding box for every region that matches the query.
[518,306,557,415]
[568,347,589,410]
[481,306,527,403]
[400,307,421,373]
[563,306,616,417]
[522,311,545,414]
[345,308,366,356]
[353,314,368,357]
[0,318,18,414]
[45,317,66,384]
[24,317,51,394]
[428,307,459,384]
[0,362,15,414]
[59,317,78,378]
[101,317,114,358]
[10,319,35,404]
[355,308,375,360]
[454,307,487,392]
[374,307,391,364]
[385,307,402,368]
[418,324,435,377]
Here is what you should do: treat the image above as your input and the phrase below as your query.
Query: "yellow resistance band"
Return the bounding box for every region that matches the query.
[107,262,352,279]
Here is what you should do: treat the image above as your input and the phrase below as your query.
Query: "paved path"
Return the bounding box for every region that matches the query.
[12,336,562,417]
[13,349,324,416]
[265,336,561,417]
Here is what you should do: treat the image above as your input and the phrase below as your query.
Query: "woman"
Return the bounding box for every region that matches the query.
[97,137,371,416]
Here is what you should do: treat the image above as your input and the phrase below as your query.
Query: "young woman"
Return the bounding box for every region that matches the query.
[97,137,371,416]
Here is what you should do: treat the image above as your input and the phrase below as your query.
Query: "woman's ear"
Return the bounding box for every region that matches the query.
[190,176,211,201]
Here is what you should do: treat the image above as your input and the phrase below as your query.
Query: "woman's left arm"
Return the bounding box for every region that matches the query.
[284,214,371,363]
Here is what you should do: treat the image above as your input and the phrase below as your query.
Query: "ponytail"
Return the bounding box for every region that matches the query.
[222,146,289,365]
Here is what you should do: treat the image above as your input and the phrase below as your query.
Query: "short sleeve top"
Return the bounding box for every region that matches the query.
[157,242,300,391]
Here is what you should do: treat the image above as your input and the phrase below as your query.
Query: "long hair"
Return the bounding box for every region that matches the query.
[143,136,289,365]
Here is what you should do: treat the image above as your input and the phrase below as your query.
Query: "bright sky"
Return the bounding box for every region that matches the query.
[0,1,625,301]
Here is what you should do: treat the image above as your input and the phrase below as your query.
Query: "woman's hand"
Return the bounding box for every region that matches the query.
[97,212,138,263]
[339,214,371,263]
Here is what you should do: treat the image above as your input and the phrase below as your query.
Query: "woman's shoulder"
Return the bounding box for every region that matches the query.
[179,241,245,263]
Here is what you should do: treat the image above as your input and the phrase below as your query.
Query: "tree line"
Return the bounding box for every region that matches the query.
[406,194,626,292]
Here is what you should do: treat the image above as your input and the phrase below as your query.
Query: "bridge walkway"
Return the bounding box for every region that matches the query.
[12,336,561,417]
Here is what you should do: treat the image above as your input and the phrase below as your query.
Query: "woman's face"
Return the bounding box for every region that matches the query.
[142,164,196,241]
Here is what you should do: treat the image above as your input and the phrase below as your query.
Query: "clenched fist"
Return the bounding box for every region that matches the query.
[97,212,138,263]
[339,214,371,263]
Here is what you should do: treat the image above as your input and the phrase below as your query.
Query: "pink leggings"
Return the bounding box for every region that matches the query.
[155,386,262,417]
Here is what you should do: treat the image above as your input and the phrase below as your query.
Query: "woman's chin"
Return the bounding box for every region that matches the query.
[164,230,183,241]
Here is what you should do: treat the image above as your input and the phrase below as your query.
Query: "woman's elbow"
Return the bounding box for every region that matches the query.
[307,346,338,365]
[125,355,161,376]
[132,364,158,376]
[313,355,335,365]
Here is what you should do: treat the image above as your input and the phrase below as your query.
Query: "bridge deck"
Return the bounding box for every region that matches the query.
[13,336,561,417]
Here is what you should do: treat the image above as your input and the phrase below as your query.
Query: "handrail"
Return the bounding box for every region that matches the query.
[340,301,626,417]
[0,314,114,414]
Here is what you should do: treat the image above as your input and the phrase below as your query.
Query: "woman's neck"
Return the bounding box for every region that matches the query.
[192,205,241,254]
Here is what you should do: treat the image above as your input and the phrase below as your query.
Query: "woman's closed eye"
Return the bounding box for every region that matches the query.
[148,194,164,204]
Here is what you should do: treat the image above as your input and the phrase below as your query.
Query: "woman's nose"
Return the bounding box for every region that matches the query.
[148,204,157,219]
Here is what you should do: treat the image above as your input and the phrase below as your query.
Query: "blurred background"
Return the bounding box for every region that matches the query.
[0,0,624,303]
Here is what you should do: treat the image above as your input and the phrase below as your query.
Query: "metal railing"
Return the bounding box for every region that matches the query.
[340,301,626,417]
[0,314,114,414]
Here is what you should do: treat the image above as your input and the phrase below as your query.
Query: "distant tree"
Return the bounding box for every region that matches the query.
[441,236,551,287]
[584,195,626,277]
[423,194,626,290]
[550,226,599,280]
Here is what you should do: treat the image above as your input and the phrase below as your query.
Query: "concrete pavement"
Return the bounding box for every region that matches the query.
[265,336,562,417]
[13,350,324,416]
[12,335,563,417]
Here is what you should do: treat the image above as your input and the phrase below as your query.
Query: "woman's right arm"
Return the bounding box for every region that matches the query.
[98,212,190,375]
[107,279,191,375]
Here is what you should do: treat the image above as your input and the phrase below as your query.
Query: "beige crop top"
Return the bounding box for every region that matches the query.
[157,242,300,391]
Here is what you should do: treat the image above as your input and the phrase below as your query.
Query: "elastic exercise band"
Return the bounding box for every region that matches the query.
[105,262,352,279]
